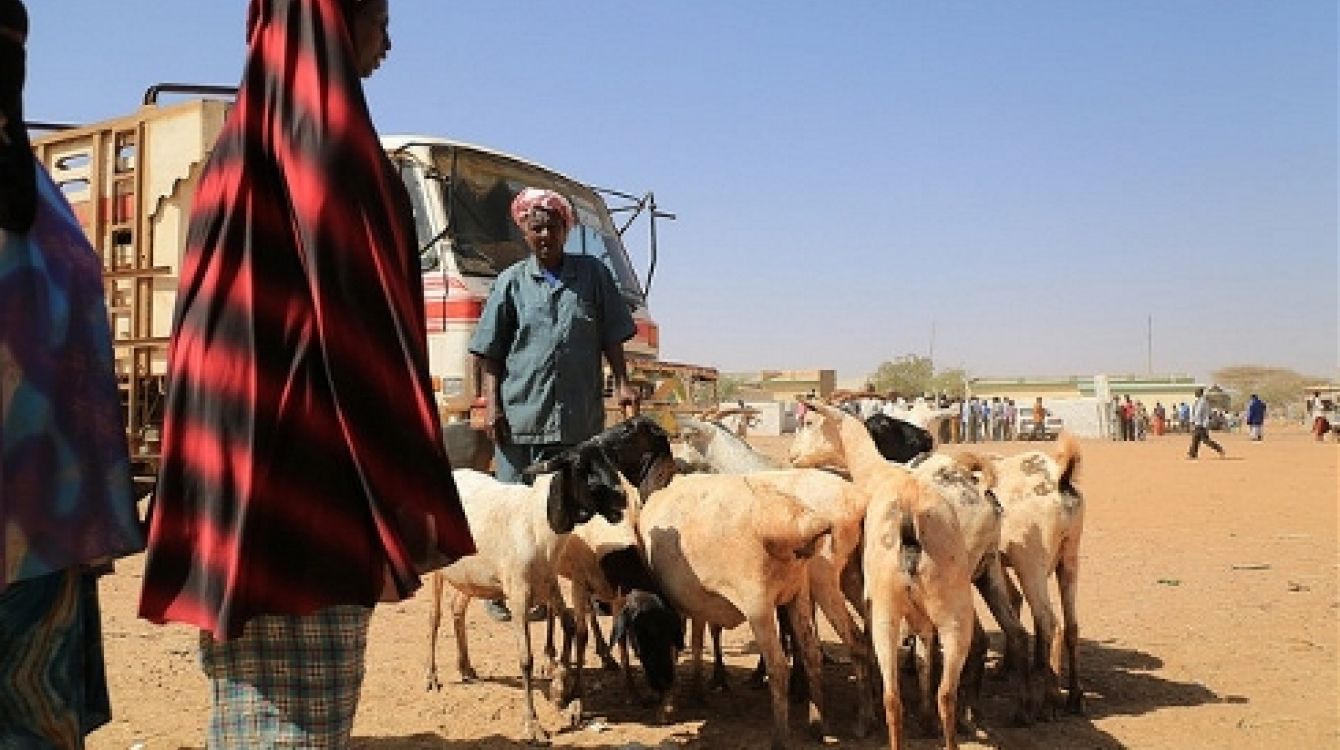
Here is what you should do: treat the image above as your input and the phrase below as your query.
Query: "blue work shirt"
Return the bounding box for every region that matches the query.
[469,254,636,445]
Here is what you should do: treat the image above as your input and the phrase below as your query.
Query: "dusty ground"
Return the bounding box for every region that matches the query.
[89,424,1337,749]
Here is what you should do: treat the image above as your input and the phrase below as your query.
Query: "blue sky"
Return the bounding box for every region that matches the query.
[24,2,1337,384]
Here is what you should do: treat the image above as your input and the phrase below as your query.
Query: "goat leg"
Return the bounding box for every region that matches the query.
[750,608,795,750]
[586,600,620,671]
[513,596,549,745]
[933,607,975,750]
[783,588,829,743]
[708,623,730,692]
[975,559,1037,726]
[1056,552,1084,715]
[425,572,444,691]
[449,587,478,682]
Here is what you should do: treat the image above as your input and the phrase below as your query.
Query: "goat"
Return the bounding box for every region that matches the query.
[677,414,875,738]
[638,471,834,749]
[989,433,1085,717]
[789,399,1033,750]
[424,438,628,744]
[549,416,684,720]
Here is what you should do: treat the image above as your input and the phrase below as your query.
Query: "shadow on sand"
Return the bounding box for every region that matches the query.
[344,633,1225,749]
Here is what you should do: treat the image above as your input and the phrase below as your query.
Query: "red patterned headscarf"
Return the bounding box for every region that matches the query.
[511,187,574,230]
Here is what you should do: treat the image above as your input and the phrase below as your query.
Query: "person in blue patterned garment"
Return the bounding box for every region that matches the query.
[0,2,147,745]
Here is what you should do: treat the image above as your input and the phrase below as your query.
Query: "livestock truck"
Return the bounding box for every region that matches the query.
[31,85,717,481]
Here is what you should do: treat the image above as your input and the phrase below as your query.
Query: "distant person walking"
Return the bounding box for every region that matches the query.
[1187,387,1226,459]
[1308,391,1331,442]
[1245,394,1266,441]
[1032,397,1048,439]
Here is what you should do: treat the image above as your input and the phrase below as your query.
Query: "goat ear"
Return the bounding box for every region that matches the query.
[545,471,576,534]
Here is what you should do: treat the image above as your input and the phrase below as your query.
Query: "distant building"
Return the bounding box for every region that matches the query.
[967,373,1208,437]
[723,369,836,404]
[968,373,1205,409]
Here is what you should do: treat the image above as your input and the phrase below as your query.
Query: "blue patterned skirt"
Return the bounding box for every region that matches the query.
[0,567,110,749]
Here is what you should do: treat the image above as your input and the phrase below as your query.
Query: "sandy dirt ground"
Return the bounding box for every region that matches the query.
[87,424,1337,749]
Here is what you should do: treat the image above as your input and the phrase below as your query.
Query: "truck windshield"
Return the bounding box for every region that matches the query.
[421,145,647,309]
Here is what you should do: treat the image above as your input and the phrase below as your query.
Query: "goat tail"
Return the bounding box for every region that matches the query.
[953,450,998,491]
[1054,431,1083,491]
[897,508,922,576]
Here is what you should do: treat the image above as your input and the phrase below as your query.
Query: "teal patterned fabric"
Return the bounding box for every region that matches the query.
[0,567,111,748]
[0,158,145,592]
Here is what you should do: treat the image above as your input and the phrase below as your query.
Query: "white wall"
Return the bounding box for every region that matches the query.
[1044,397,1106,438]
[718,401,790,436]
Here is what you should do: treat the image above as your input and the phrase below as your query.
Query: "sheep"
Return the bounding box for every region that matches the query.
[789,399,1033,750]
[638,471,834,750]
[423,438,629,745]
[676,414,876,737]
[988,433,1085,717]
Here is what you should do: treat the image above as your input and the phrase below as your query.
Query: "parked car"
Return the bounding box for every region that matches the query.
[1016,412,1065,440]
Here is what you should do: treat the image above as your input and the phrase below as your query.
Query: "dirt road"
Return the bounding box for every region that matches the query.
[89,425,1337,749]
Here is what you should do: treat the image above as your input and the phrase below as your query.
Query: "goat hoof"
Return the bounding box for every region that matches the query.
[657,702,676,725]
[424,672,441,692]
[522,720,551,746]
[562,700,584,729]
[548,667,574,705]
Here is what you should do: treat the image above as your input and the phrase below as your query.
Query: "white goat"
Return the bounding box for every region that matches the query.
[638,471,834,749]
[990,433,1085,716]
[424,441,630,744]
[790,399,1033,750]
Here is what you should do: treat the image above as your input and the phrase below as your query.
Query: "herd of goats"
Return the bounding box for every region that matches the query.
[423,396,1085,749]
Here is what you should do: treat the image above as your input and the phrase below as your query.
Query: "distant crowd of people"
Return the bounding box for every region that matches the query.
[840,393,1047,444]
[833,389,1294,447]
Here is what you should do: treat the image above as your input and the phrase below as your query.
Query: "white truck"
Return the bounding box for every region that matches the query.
[32,85,717,479]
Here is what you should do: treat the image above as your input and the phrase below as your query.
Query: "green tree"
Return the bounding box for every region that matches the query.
[930,367,969,398]
[867,355,968,399]
[1210,365,1314,412]
[716,373,746,403]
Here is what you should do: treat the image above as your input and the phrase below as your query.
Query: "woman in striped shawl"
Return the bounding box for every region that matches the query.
[137,0,475,745]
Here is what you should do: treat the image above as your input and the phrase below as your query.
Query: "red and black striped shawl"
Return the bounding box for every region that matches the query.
[139,0,475,640]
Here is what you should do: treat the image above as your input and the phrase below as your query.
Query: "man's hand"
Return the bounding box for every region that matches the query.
[615,383,640,414]
[483,401,511,446]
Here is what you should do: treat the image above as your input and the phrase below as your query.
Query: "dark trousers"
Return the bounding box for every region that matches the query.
[1188,426,1223,458]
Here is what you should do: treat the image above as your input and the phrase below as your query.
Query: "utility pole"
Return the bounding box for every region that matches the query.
[1147,315,1153,375]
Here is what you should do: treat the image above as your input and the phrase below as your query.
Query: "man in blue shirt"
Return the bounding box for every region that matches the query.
[468,187,639,620]
[1245,394,1267,442]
